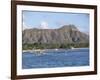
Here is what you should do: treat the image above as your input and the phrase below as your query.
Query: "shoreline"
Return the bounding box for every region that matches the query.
[22,48,89,53]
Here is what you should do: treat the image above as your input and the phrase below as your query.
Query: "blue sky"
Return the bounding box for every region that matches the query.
[22,10,89,33]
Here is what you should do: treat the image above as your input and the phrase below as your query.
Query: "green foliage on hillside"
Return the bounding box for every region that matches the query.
[22,43,89,50]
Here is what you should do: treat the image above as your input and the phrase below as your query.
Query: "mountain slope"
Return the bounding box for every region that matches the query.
[22,25,89,44]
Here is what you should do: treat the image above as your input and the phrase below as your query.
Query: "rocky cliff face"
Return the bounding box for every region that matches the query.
[22,25,89,44]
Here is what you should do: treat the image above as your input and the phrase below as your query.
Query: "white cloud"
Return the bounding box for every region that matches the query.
[39,21,49,29]
[22,22,32,30]
[22,14,33,30]
[22,22,27,30]
[23,14,28,30]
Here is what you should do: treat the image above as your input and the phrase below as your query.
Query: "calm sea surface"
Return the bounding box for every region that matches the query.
[22,48,89,69]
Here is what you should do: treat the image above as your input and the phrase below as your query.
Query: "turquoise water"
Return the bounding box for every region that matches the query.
[22,48,89,69]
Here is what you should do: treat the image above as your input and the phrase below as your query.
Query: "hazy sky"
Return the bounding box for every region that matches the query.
[22,10,89,33]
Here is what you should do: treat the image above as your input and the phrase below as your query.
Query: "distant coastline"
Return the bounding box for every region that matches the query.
[22,48,89,54]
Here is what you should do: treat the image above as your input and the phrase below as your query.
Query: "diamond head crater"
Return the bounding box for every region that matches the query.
[22,24,89,51]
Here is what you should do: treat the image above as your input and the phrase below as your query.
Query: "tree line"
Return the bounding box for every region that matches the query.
[22,42,89,50]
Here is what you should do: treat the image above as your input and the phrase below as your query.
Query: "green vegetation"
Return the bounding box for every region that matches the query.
[22,43,89,50]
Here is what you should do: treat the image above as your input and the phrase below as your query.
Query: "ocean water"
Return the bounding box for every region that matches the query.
[22,48,89,69]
